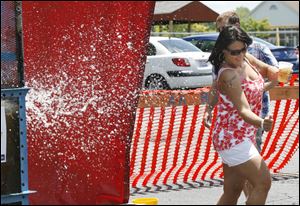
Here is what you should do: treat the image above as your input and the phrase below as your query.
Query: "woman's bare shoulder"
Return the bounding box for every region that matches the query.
[218,68,241,89]
[218,67,239,81]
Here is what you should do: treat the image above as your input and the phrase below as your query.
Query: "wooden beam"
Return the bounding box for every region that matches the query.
[168,20,173,33]
[188,22,191,32]
[269,86,299,100]
[138,86,299,108]
[138,88,210,108]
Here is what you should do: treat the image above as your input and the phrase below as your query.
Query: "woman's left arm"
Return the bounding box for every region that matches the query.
[263,81,277,91]
[245,52,279,82]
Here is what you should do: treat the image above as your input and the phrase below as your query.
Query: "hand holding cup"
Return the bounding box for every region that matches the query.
[278,61,293,83]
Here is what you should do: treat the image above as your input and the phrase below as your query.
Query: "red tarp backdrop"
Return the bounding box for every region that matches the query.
[22,1,155,204]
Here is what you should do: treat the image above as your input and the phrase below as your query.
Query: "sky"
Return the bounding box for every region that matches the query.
[201,1,263,14]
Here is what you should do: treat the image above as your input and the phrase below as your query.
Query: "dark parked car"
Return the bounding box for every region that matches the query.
[183,33,299,73]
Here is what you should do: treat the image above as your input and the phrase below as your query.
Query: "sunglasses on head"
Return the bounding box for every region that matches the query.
[225,47,247,56]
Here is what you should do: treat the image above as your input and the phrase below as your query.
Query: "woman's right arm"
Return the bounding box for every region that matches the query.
[204,80,218,128]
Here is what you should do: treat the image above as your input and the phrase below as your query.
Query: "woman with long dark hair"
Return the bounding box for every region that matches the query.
[208,25,278,205]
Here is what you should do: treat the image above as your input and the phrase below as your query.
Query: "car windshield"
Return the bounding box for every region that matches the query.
[158,39,201,53]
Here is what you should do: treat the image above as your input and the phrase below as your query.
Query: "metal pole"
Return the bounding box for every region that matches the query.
[276,27,280,46]
[169,20,173,37]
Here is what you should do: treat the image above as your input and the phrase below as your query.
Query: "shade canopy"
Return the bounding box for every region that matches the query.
[153,1,219,24]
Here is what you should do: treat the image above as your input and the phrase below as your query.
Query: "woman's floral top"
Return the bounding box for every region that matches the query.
[212,61,264,151]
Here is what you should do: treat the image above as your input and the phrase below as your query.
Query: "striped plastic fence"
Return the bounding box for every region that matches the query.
[130,75,299,188]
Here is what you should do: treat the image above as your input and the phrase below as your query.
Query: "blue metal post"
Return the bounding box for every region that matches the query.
[1,88,35,205]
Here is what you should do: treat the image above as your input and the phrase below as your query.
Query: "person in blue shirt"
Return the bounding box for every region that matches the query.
[247,42,278,153]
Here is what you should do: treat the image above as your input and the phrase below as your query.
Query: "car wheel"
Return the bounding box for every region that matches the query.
[145,74,170,90]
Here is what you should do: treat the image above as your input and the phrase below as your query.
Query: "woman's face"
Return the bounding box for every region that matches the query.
[223,40,246,68]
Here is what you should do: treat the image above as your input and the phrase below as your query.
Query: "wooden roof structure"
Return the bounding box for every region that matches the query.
[153,1,219,24]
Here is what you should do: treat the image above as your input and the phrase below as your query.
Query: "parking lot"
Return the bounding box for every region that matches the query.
[130,149,299,205]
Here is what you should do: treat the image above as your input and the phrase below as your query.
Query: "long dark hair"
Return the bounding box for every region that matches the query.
[208,25,253,77]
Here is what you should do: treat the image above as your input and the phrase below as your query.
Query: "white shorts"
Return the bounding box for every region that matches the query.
[218,138,260,167]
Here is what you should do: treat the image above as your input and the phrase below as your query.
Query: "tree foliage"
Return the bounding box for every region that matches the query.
[152,6,272,38]
[235,6,272,37]
[191,23,210,32]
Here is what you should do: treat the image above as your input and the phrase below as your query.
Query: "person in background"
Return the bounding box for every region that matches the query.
[208,25,279,205]
[296,45,299,71]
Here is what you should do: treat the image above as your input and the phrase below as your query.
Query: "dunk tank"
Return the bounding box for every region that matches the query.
[21,2,155,204]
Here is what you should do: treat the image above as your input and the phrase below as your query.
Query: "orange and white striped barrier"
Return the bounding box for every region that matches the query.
[130,75,299,188]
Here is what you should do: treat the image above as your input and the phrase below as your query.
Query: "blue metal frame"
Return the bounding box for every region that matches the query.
[1,88,35,205]
[1,52,17,61]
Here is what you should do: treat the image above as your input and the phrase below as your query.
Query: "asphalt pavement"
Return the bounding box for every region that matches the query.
[129,149,299,205]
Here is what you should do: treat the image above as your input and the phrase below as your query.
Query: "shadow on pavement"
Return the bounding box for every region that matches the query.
[130,173,299,196]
